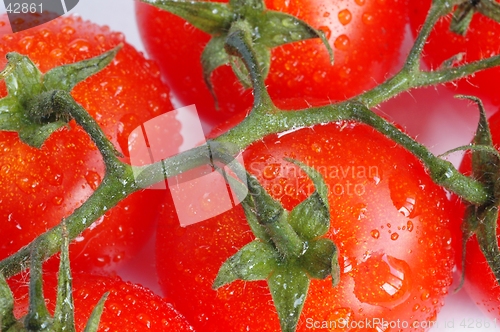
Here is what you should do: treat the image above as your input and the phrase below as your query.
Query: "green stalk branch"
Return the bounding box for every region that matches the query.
[477,0,500,23]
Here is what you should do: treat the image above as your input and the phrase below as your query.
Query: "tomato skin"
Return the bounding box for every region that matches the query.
[135,0,408,127]
[8,273,195,331]
[455,110,500,320]
[0,15,181,272]
[409,0,500,105]
[156,116,456,331]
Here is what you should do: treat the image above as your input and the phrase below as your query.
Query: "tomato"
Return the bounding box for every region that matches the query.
[409,0,500,105]
[8,273,195,331]
[0,15,181,272]
[156,113,456,331]
[135,0,408,127]
[454,110,500,320]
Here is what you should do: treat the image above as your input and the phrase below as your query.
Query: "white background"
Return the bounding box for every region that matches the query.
[0,1,497,331]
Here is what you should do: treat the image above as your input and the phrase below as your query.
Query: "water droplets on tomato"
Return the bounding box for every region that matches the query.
[355,0,366,5]
[353,253,412,309]
[334,34,351,51]
[18,36,34,51]
[16,175,40,194]
[362,12,375,25]
[371,229,380,239]
[69,38,90,53]
[85,171,102,190]
[61,26,75,35]
[338,9,352,26]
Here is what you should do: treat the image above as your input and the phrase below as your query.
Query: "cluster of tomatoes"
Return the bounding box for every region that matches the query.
[1,0,500,331]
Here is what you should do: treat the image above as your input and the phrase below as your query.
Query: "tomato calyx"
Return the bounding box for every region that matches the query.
[213,159,339,332]
[0,226,107,332]
[0,45,120,148]
[141,0,332,105]
[454,96,500,289]
[449,0,500,35]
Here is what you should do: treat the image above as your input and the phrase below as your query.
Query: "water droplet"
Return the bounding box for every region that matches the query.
[1,164,10,174]
[323,11,331,18]
[338,9,352,25]
[334,34,350,51]
[353,253,412,309]
[16,176,40,194]
[371,229,380,239]
[313,71,327,83]
[18,36,34,50]
[407,220,414,232]
[342,256,353,273]
[362,13,375,25]
[85,171,102,191]
[53,196,64,205]
[281,17,296,28]
[263,164,281,180]
[355,0,366,5]
[421,290,431,301]
[61,26,75,35]
[69,38,90,53]
[391,233,399,241]
[311,143,322,153]
[50,48,63,58]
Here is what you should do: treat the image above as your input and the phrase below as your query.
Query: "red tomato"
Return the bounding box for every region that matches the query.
[409,0,500,105]
[8,273,195,331]
[135,0,408,127]
[156,114,456,331]
[0,15,181,272]
[455,110,500,320]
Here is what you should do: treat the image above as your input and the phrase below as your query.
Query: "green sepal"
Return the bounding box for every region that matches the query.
[141,0,234,34]
[43,45,121,92]
[268,264,309,332]
[450,2,475,36]
[457,96,500,193]
[52,229,75,332]
[201,36,230,106]
[213,240,278,289]
[0,273,16,331]
[240,193,271,242]
[286,159,330,240]
[0,53,64,148]
[259,10,333,63]
[299,238,339,284]
[83,293,109,332]
[247,173,284,225]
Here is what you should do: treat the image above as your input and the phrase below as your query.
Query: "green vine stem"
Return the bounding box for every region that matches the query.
[476,0,500,23]
[0,0,497,278]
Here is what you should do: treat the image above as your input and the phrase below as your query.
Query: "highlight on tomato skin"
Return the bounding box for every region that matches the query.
[135,0,409,128]
[8,273,195,331]
[155,115,458,331]
[0,14,182,273]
